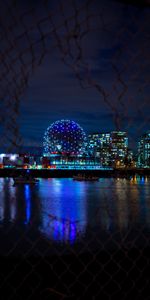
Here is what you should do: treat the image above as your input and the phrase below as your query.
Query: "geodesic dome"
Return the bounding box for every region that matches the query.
[43,120,86,155]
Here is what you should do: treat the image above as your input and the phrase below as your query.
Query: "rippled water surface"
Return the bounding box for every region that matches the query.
[0,177,150,255]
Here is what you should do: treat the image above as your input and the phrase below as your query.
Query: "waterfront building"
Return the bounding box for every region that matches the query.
[0,153,36,168]
[43,119,86,156]
[0,154,19,166]
[87,133,111,166]
[110,131,128,166]
[42,156,50,168]
[87,131,128,167]
[0,125,132,170]
[125,149,135,167]
[138,132,150,167]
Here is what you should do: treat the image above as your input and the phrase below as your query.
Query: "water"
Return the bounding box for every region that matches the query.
[0,176,150,256]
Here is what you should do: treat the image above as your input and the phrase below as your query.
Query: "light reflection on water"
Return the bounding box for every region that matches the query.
[24,185,31,225]
[0,176,150,246]
[39,178,87,243]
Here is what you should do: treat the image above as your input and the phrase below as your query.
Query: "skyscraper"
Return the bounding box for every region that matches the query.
[87,133,111,165]
[138,132,150,167]
[87,131,128,166]
[110,131,128,166]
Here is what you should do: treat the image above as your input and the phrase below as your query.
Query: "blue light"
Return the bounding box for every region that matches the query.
[43,119,86,156]
[24,185,31,225]
[140,177,145,184]
[39,178,87,243]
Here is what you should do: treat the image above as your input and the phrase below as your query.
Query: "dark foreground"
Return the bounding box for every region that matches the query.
[1,248,149,299]
[0,177,150,299]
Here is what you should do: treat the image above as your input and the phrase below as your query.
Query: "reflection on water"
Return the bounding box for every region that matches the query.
[0,178,17,222]
[9,180,17,222]
[0,179,4,221]
[0,176,150,247]
[24,185,31,225]
[115,179,140,230]
[39,179,87,243]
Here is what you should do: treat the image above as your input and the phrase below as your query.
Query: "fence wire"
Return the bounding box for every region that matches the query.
[0,0,150,299]
[0,177,150,299]
[0,0,150,151]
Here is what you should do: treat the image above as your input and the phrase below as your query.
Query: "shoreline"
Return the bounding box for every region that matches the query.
[0,168,150,178]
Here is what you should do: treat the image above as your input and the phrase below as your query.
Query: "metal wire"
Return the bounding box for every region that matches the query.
[0,1,150,299]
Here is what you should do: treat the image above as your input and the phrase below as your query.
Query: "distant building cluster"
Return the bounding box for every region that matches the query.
[138,132,150,167]
[86,131,150,168]
[0,119,150,169]
[43,120,134,168]
[86,131,130,167]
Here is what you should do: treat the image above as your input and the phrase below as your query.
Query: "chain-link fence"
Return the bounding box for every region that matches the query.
[0,176,150,299]
[0,0,150,151]
[0,0,150,299]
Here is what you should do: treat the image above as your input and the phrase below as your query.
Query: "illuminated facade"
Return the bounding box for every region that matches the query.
[0,154,19,166]
[0,128,133,169]
[87,131,128,166]
[138,132,150,167]
[87,133,111,166]
[110,131,128,166]
[43,120,86,156]
[0,154,35,168]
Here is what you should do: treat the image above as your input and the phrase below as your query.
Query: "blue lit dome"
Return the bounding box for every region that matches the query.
[43,120,86,155]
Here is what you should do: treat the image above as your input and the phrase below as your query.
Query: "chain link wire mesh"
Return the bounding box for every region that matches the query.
[0,0,150,151]
[0,177,150,299]
[0,0,150,299]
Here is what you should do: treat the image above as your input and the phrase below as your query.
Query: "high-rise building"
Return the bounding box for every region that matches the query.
[87,133,111,166]
[110,131,128,166]
[87,131,128,166]
[138,132,150,167]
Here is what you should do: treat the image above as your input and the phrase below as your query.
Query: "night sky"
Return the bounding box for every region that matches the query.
[1,0,150,152]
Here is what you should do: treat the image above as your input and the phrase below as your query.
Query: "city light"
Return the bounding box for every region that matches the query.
[43,119,86,156]
[0,128,150,169]
[10,154,17,161]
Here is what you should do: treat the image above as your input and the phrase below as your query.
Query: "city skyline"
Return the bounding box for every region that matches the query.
[1,120,150,155]
[0,1,150,299]
[0,0,149,153]
[1,124,150,168]
[8,0,148,152]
